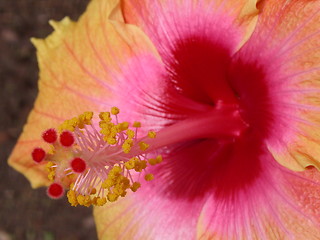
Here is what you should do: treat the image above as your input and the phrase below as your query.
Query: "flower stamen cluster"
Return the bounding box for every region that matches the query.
[31,107,162,207]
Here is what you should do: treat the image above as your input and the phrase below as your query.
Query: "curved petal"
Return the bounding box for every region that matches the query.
[121,0,260,55]
[197,157,320,239]
[94,190,205,239]
[229,0,320,171]
[8,0,158,188]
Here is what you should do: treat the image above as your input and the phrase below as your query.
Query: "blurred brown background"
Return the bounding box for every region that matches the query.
[0,1,98,239]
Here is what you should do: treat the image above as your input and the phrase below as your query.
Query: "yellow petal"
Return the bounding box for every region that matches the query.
[8,0,158,188]
[93,196,142,239]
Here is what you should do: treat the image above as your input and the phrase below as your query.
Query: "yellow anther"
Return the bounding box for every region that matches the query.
[118,122,129,131]
[144,173,154,181]
[48,171,55,181]
[139,141,149,151]
[99,121,108,128]
[78,122,85,129]
[145,155,162,167]
[111,125,120,134]
[67,173,75,180]
[103,175,131,199]
[78,111,93,128]
[96,197,107,206]
[45,161,55,172]
[83,111,93,122]
[134,159,147,172]
[107,192,119,202]
[148,131,156,138]
[77,195,88,207]
[59,117,78,132]
[74,195,90,207]
[100,121,109,128]
[130,182,141,192]
[156,155,163,164]
[107,137,117,145]
[67,190,78,207]
[122,139,134,154]
[124,158,135,170]
[122,143,131,153]
[111,165,122,174]
[100,128,110,137]
[91,197,98,205]
[107,175,117,181]
[83,195,92,207]
[120,191,127,197]
[148,158,157,166]
[77,195,85,205]
[113,186,126,196]
[140,160,147,170]
[133,159,141,172]
[90,197,96,205]
[99,121,112,130]
[90,188,97,195]
[119,176,130,187]
[71,117,79,127]
[131,157,139,162]
[107,126,117,135]
[48,145,55,155]
[102,178,115,189]
[126,129,135,139]
[126,139,134,146]
[133,121,141,128]
[111,107,120,115]
[99,112,111,122]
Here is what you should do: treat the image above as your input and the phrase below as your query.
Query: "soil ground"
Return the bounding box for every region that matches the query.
[0,1,98,239]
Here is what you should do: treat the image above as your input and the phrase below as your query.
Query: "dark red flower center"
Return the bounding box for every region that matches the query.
[153,35,274,200]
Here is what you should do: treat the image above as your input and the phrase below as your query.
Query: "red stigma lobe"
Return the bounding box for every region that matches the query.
[31,147,46,163]
[47,183,64,199]
[59,131,75,147]
[42,128,58,143]
[71,157,87,173]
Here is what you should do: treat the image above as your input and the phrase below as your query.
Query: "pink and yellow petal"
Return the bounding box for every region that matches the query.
[8,0,159,188]
[196,159,320,239]
[121,0,260,54]
[230,0,320,171]
[94,197,141,239]
[274,167,320,239]
[94,184,205,240]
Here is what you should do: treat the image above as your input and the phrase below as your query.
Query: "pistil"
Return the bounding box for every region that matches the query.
[31,104,247,207]
[142,104,248,152]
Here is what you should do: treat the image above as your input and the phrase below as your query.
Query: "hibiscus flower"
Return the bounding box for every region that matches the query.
[8,0,320,239]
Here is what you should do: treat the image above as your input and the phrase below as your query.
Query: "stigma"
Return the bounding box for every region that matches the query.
[32,107,162,207]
